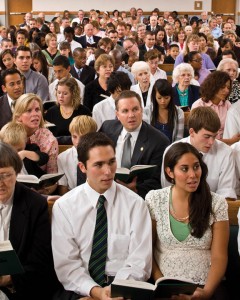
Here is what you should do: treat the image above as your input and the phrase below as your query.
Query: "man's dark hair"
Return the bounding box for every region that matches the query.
[115,90,142,110]
[15,45,32,57]
[2,68,23,85]
[107,71,132,94]
[108,29,118,35]
[52,55,70,68]
[77,132,115,166]
[63,26,74,35]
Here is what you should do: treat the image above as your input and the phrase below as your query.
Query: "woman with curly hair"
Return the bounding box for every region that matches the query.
[192,71,232,140]
[44,77,91,144]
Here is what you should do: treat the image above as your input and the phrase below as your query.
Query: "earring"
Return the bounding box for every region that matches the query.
[171,178,175,184]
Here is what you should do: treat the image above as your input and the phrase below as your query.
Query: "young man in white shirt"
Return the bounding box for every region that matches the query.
[161,107,237,200]
[52,132,152,299]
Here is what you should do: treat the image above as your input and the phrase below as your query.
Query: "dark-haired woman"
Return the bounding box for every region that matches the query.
[192,71,232,139]
[151,79,184,143]
[146,142,229,300]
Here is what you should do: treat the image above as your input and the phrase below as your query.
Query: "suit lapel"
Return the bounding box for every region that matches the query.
[9,183,28,253]
[131,122,148,165]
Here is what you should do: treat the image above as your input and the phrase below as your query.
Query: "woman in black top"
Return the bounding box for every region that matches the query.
[45,77,91,144]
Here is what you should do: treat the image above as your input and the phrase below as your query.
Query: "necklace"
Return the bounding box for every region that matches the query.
[60,106,73,117]
[170,194,189,222]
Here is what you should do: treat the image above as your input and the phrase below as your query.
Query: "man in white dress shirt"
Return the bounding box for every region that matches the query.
[161,107,237,200]
[49,55,84,101]
[52,132,152,299]
[92,71,132,130]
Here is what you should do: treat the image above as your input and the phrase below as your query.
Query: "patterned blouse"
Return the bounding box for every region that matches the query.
[29,127,58,174]
[145,186,228,285]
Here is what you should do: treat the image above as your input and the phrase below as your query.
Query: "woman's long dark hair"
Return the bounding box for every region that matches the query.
[164,142,213,238]
[151,79,178,132]
[32,50,49,82]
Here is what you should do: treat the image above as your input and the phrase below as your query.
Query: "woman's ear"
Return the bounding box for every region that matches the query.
[165,167,174,180]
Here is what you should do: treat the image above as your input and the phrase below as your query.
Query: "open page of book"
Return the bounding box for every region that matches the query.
[111,279,155,291]
[0,240,13,251]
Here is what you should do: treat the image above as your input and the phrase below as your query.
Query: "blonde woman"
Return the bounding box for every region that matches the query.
[174,34,216,70]
[42,32,60,66]
[44,77,91,144]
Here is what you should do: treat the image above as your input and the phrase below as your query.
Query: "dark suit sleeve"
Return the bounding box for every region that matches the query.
[136,131,170,199]
[10,185,59,299]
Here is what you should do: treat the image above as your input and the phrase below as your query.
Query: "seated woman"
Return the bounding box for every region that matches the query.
[32,50,55,84]
[83,54,114,111]
[146,142,229,300]
[184,50,211,85]
[42,33,60,66]
[144,49,167,82]
[192,71,232,140]
[151,79,184,143]
[130,61,155,122]
[217,57,240,104]
[172,63,200,110]
[44,77,91,144]
[174,34,216,70]
[12,93,58,195]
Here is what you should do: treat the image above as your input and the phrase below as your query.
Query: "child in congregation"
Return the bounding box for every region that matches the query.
[59,41,74,65]
[164,43,180,64]
[57,115,97,195]
[0,121,49,178]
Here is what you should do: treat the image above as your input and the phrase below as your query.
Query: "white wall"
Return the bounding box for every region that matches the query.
[32,0,211,13]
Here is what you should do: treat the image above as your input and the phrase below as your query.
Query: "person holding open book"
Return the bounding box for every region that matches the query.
[52,132,152,299]
[100,90,170,199]
[0,141,59,300]
[146,142,229,299]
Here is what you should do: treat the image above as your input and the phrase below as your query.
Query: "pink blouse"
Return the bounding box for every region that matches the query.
[29,127,59,174]
[191,98,231,139]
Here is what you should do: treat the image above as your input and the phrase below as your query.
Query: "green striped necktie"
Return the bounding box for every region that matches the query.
[88,195,108,286]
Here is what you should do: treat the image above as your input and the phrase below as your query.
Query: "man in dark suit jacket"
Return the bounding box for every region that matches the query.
[0,69,24,130]
[0,142,59,300]
[70,48,96,86]
[146,15,161,33]
[77,23,101,48]
[100,90,170,199]
[138,31,165,55]
[122,38,146,64]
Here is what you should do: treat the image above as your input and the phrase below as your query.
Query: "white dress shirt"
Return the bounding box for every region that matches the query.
[0,195,13,241]
[57,146,78,190]
[161,136,237,199]
[49,77,85,101]
[223,100,240,138]
[52,181,152,296]
[150,68,167,82]
[92,95,116,130]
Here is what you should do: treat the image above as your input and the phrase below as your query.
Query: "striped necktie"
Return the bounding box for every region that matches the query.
[88,195,108,286]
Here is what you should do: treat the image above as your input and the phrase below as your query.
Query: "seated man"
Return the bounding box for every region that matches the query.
[161,107,237,200]
[92,71,132,130]
[100,90,170,199]
[52,132,152,299]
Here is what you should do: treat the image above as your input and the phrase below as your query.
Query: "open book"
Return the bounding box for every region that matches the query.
[115,165,157,183]
[0,240,24,276]
[111,277,197,299]
[16,173,64,190]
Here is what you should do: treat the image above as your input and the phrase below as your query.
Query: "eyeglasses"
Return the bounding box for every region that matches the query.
[0,173,14,182]
[192,59,202,62]
[124,44,134,51]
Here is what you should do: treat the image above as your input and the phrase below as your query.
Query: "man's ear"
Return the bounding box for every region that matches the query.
[189,128,195,137]
[78,161,87,173]
[1,85,7,93]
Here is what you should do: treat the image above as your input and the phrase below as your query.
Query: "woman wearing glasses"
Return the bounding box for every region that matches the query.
[184,51,211,85]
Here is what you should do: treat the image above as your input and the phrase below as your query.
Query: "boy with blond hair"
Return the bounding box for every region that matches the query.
[57,115,97,195]
[0,121,49,177]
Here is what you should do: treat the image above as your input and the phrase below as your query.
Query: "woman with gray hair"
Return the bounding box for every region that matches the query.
[217,57,240,104]
[130,61,155,122]
[172,63,200,109]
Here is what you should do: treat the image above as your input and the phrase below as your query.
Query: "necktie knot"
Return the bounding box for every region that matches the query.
[98,195,106,206]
